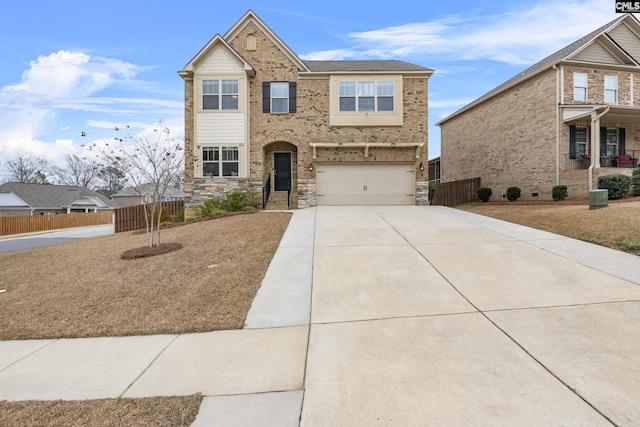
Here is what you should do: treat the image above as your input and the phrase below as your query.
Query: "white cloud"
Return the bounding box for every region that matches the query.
[0,50,175,166]
[302,0,617,65]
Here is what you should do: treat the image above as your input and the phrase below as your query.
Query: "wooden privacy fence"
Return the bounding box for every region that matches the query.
[114,200,184,233]
[0,212,113,237]
[431,177,482,207]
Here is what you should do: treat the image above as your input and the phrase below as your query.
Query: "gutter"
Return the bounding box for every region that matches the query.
[589,106,610,191]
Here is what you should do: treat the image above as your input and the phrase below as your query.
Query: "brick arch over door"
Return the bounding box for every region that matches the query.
[263,141,298,201]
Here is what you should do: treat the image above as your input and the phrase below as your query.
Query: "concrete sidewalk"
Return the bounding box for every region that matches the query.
[1,206,639,426]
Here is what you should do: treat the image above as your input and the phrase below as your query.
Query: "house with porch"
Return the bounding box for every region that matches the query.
[178,10,432,212]
[0,182,114,217]
[438,13,640,201]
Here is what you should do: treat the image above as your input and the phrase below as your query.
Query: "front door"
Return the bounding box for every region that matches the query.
[274,153,291,191]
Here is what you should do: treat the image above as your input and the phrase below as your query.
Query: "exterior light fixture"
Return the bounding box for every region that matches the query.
[419,162,424,171]
[309,163,314,171]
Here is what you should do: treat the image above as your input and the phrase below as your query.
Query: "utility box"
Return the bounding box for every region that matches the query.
[589,189,608,210]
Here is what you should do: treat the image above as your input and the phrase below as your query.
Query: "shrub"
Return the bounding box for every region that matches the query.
[632,168,640,196]
[428,182,438,203]
[552,185,568,201]
[598,174,631,200]
[198,191,256,217]
[222,191,250,211]
[477,187,492,202]
[506,186,521,202]
[199,198,224,217]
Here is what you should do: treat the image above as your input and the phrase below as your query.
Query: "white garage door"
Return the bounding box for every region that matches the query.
[316,163,415,206]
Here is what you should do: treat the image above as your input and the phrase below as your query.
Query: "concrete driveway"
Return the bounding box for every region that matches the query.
[1,206,639,426]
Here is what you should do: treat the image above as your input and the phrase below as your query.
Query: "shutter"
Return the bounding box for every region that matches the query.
[262,82,271,113]
[289,82,297,113]
[569,125,576,159]
[600,127,606,157]
[586,126,591,156]
[619,127,626,155]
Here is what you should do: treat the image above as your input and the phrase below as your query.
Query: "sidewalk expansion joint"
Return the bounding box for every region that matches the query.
[119,334,180,399]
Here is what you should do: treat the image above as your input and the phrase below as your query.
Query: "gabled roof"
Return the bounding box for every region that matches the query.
[224,10,310,72]
[438,13,640,125]
[304,60,433,74]
[111,184,184,198]
[0,183,115,210]
[180,34,256,76]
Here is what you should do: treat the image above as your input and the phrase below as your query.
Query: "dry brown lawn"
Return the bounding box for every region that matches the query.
[0,211,291,340]
[0,395,202,427]
[0,212,290,427]
[457,199,640,255]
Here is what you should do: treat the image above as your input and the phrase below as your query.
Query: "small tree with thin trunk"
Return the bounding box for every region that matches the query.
[85,120,184,247]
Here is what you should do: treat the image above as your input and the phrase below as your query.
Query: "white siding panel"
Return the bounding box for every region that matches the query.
[196,114,245,143]
[196,45,245,74]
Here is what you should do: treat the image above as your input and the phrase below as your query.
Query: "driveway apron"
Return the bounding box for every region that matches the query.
[302,205,640,426]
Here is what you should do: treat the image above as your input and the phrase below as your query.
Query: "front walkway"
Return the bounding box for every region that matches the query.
[1,206,639,426]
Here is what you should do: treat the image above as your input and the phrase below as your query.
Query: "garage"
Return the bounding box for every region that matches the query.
[316,163,415,206]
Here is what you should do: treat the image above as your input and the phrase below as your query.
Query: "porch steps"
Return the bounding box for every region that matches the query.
[265,191,291,210]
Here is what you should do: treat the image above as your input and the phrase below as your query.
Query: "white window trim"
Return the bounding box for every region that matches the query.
[338,80,394,112]
[201,78,240,111]
[573,72,587,102]
[271,82,289,113]
[201,146,240,177]
[604,75,618,104]
[330,75,403,127]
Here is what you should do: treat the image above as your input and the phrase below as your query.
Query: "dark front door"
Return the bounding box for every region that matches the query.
[274,153,291,191]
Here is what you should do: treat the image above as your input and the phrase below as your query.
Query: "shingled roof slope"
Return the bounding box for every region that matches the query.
[305,60,433,73]
[0,182,114,209]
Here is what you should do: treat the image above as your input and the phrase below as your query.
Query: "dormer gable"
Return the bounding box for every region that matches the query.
[179,35,255,78]
[568,34,638,66]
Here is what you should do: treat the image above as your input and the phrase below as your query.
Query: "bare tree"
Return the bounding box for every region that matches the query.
[85,120,184,247]
[50,154,100,188]
[95,165,128,197]
[4,152,50,184]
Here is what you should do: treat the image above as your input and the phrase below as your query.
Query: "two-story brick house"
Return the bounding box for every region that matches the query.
[438,13,640,200]
[178,10,432,213]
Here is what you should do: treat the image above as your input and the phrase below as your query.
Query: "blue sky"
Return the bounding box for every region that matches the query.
[0,0,620,166]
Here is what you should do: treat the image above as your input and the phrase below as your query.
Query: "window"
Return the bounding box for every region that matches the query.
[605,75,618,104]
[271,82,289,113]
[575,126,588,156]
[202,147,239,177]
[605,128,617,157]
[262,82,296,113]
[574,72,587,101]
[202,79,238,110]
[339,80,394,112]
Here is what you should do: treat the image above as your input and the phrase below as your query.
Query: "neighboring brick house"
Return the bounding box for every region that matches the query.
[178,10,432,212]
[438,13,640,201]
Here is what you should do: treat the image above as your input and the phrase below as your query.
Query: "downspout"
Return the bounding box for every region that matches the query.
[589,107,610,191]
[553,65,560,186]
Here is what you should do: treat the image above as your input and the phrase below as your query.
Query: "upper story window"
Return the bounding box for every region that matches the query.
[202,146,239,177]
[262,82,296,113]
[339,81,394,112]
[605,75,618,104]
[574,72,587,102]
[203,79,239,110]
